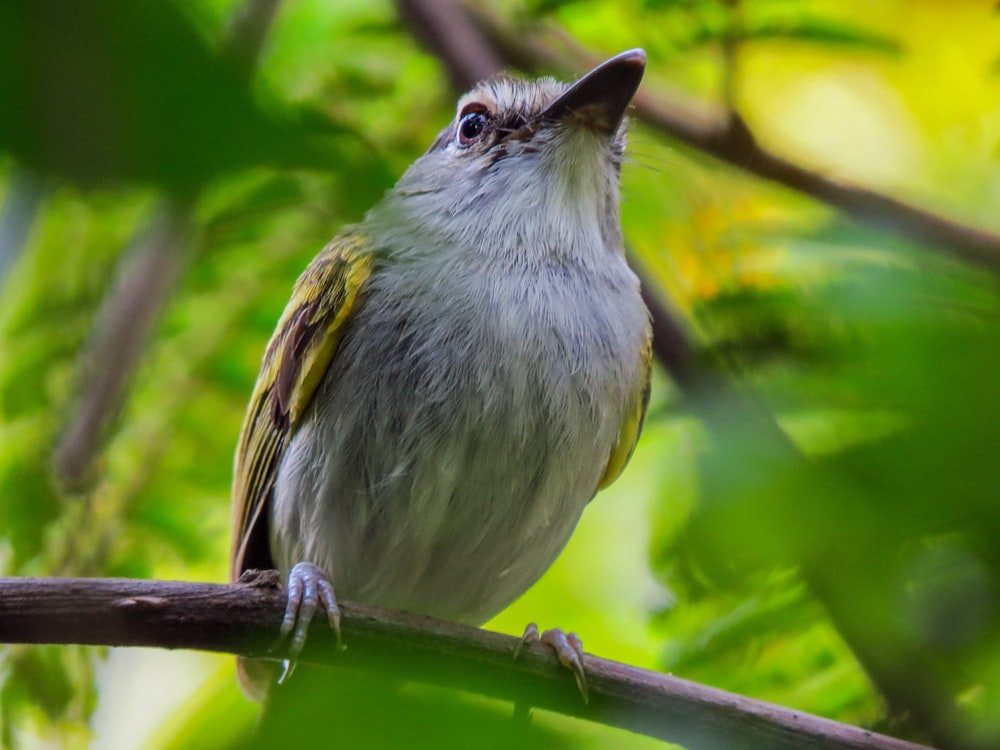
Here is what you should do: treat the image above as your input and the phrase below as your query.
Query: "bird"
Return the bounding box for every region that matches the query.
[230,49,652,697]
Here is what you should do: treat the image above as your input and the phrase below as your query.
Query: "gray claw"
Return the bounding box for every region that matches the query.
[541,628,588,703]
[273,562,341,660]
[514,622,589,703]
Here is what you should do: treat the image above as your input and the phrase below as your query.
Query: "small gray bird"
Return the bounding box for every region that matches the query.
[231,49,652,694]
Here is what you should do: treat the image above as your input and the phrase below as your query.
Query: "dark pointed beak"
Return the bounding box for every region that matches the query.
[540,49,646,135]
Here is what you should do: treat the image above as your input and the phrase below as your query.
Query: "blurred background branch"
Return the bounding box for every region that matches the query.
[53,0,285,490]
[54,197,195,488]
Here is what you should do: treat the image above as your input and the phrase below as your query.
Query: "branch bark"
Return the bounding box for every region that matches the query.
[0,576,935,750]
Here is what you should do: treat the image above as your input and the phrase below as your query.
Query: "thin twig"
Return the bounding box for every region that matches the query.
[224,0,284,78]
[720,0,742,115]
[0,576,937,750]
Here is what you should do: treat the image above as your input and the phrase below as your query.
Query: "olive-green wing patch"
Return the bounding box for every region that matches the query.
[230,230,373,579]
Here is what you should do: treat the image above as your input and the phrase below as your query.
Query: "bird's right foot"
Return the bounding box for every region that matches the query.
[274,561,341,661]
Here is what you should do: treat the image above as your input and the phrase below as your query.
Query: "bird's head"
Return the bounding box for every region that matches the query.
[373,49,646,267]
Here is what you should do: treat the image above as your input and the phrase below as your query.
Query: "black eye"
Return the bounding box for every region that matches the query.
[457,107,489,146]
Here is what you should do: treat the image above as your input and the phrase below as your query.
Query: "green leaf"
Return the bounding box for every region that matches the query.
[0,0,348,188]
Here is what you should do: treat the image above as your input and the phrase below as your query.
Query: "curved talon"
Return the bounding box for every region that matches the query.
[541,628,588,703]
[273,562,341,658]
[316,575,342,650]
[277,659,295,685]
[515,622,589,703]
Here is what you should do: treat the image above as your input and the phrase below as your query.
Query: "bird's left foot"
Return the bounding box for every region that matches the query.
[514,623,588,702]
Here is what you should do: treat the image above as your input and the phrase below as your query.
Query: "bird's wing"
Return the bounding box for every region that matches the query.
[230,229,374,580]
[595,329,653,492]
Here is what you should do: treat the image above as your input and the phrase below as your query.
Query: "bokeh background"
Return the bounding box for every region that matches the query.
[2,0,1000,748]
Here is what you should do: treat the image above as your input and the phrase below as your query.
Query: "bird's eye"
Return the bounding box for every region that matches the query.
[456,104,490,146]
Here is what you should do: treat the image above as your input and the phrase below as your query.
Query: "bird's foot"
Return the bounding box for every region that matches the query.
[515,622,588,703]
[271,561,342,673]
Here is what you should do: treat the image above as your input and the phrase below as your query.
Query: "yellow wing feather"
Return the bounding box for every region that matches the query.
[596,330,652,492]
[230,229,373,579]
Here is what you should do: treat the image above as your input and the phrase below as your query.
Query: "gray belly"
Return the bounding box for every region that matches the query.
[270,263,645,625]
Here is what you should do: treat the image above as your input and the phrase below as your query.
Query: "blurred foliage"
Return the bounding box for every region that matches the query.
[0,0,346,189]
[2,0,1000,748]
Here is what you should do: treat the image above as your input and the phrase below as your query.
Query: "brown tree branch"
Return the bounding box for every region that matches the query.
[224,0,284,78]
[0,576,936,750]
[396,0,499,89]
